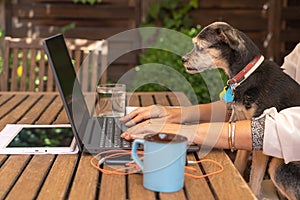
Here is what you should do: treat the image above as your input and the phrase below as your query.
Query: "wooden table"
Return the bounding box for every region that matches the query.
[0,92,256,200]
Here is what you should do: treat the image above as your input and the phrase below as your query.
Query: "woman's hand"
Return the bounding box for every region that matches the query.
[119,105,182,127]
[120,119,198,144]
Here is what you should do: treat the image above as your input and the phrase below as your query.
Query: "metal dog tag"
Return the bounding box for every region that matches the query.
[220,86,234,103]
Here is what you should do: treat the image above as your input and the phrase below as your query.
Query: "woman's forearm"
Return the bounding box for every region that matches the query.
[192,120,252,150]
[181,100,229,123]
[162,120,252,150]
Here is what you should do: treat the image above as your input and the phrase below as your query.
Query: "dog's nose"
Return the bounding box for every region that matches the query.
[181,56,188,63]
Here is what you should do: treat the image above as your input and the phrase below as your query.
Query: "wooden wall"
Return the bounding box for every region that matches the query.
[2,0,300,82]
[4,0,141,82]
[191,0,269,55]
[273,0,300,64]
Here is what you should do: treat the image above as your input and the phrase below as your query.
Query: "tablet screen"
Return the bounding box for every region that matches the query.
[7,127,74,147]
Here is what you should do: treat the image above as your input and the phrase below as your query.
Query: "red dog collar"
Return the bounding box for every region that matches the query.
[228,55,264,89]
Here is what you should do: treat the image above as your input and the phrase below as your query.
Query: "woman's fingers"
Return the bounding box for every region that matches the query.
[121,120,165,140]
[120,105,167,126]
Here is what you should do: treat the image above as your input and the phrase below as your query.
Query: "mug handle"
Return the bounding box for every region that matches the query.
[131,139,144,171]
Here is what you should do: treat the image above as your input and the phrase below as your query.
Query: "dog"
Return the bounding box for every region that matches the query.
[181,21,300,199]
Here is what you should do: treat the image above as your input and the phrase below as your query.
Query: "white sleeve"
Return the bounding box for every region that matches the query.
[281,43,300,84]
[262,107,300,164]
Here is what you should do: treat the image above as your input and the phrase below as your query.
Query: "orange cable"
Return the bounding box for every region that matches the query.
[90,150,224,178]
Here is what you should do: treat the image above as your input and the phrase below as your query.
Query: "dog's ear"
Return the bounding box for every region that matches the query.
[216,28,245,51]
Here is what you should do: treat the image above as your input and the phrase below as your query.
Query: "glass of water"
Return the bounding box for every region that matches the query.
[96,84,126,117]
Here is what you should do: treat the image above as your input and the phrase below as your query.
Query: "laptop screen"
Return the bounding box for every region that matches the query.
[43,34,90,151]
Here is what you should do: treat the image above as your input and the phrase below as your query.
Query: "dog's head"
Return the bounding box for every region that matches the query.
[182,22,260,77]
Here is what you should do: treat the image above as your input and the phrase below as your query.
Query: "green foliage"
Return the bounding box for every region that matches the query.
[61,22,76,33]
[145,0,198,30]
[131,0,226,104]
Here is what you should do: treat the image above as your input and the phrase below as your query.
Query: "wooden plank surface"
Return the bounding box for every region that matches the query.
[151,92,170,106]
[172,92,193,106]
[0,94,40,129]
[159,189,186,200]
[68,154,99,200]
[199,150,256,200]
[5,155,55,200]
[99,164,126,199]
[128,173,156,200]
[0,93,14,106]
[139,93,155,106]
[184,154,215,200]
[37,155,78,200]
[35,95,64,124]
[0,94,27,119]
[18,94,57,124]
[0,155,31,199]
[127,93,141,107]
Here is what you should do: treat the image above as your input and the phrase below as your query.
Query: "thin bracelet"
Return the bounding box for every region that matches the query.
[231,121,236,152]
[228,121,233,151]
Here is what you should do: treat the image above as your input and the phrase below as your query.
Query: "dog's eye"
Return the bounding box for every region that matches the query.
[195,45,204,51]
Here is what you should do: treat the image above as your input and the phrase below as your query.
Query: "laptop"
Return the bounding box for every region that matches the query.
[43,34,199,154]
[43,34,132,154]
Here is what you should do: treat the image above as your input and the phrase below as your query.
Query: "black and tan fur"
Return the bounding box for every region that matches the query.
[182,22,300,199]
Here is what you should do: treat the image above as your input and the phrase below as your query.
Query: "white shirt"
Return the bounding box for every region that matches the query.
[262,43,300,163]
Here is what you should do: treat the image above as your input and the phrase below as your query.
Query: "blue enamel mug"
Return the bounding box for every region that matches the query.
[131,133,187,193]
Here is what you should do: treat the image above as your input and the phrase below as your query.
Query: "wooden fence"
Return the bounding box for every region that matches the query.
[2,0,300,82]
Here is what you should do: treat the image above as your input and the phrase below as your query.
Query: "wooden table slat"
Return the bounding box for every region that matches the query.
[152,92,170,106]
[127,93,140,107]
[18,94,57,124]
[159,189,187,200]
[37,154,78,200]
[99,164,126,199]
[184,154,215,200]
[0,155,31,198]
[139,93,155,107]
[53,109,69,124]
[128,174,156,200]
[0,155,8,166]
[169,92,192,106]
[68,154,99,200]
[0,94,14,106]
[0,94,42,129]
[5,155,55,200]
[0,94,28,119]
[200,150,257,200]
[35,96,64,124]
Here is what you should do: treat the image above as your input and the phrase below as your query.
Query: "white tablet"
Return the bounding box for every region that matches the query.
[0,124,78,154]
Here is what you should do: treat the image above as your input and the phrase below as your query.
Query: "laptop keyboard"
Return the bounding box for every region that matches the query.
[97,117,199,152]
[98,117,131,149]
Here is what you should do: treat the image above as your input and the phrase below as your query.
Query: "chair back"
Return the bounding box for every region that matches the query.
[0,37,107,92]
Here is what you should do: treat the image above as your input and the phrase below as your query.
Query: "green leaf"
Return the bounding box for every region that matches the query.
[161,0,180,9]
[0,27,3,38]
[189,0,198,8]
[148,2,160,20]
[61,22,76,33]
[163,17,175,29]
[88,0,96,5]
